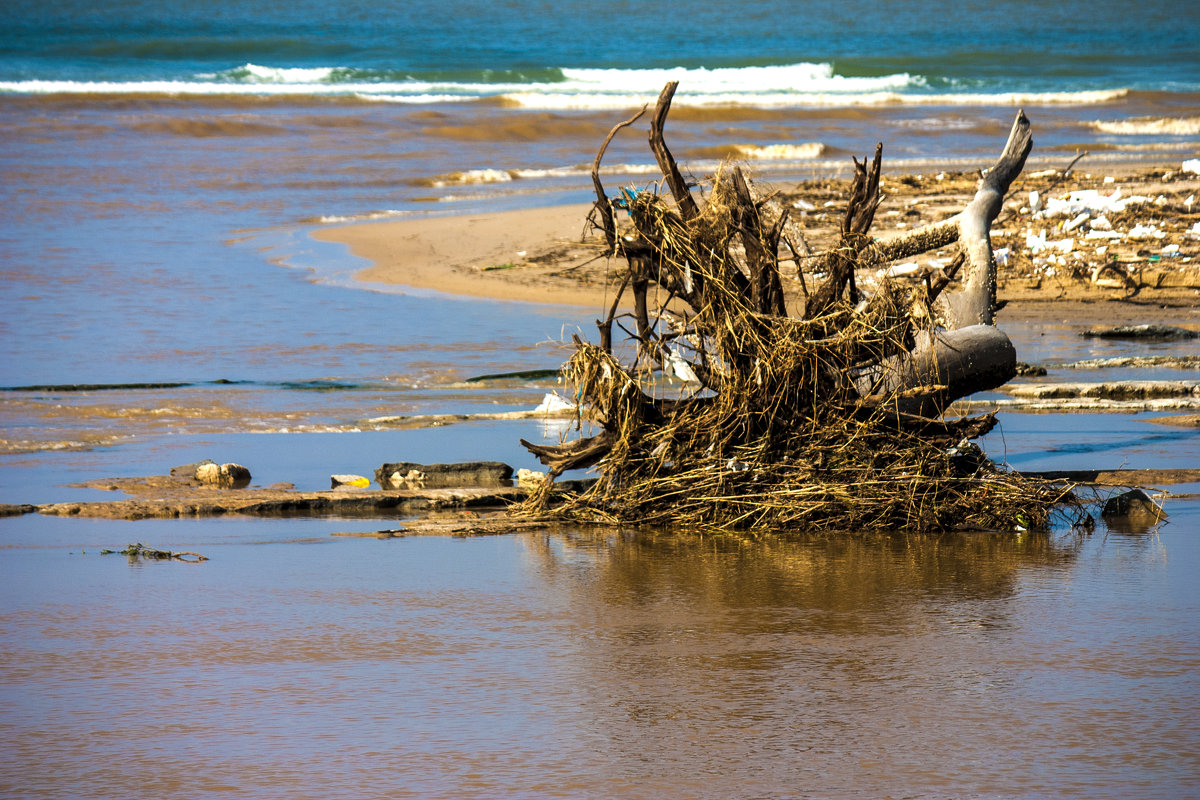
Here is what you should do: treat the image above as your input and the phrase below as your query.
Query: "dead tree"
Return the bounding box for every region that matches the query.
[519,84,1067,533]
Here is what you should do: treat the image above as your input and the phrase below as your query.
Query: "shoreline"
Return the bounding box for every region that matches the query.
[312,203,608,307]
[313,163,1200,323]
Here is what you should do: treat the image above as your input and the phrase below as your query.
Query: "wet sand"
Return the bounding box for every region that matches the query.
[312,203,608,307]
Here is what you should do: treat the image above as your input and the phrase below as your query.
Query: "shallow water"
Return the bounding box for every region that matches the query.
[2,507,1198,800]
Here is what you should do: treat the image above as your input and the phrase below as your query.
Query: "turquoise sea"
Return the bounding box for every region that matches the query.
[2,3,1200,798]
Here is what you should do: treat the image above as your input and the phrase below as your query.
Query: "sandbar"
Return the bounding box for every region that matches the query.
[313,166,1200,324]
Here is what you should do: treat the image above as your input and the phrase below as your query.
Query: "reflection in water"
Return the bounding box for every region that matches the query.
[4,520,1196,799]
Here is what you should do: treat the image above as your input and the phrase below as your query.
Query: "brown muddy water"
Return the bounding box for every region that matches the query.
[2,497,1199,800]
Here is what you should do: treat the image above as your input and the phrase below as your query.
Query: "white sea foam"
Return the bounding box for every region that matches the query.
[0,60,1130,111]
[316,209,407,224]
[729,143,826,160]
[430,168,515,187]
[557,63,915,95]
[1091,116,1200,135]
[501,89,1130,110]
[429,163,665,186]
[0,78,433,96]
[205,63,349,83]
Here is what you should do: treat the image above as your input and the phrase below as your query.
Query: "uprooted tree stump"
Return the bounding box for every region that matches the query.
[518,81,1078,533]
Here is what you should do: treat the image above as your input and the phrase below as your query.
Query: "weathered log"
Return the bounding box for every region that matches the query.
[732,166,787,316]
[854,324,1017,415]
[866,111,1032,328]
[944,110,1032,327]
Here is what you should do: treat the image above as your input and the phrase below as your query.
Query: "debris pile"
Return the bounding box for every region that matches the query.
[775,165,1199,301]
[518,83,1077,533]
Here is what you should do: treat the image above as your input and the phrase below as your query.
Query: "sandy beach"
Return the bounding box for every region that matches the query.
[316,164,1200,327]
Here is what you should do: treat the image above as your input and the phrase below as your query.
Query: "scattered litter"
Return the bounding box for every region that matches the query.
[882,262,921,278]
[516,468,548,491]
[1101,488,1167,524]
[533,391,576,414]
[1063,211,1090,233]
[331,474,371,489]
[1040,189,1150,218]
[1183,158,1200,175]
[664,348,701,383]
[1128,223,1165,240]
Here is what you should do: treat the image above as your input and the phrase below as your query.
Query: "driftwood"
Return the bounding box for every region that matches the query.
[100,543,209,562]
[518,84,1072,533]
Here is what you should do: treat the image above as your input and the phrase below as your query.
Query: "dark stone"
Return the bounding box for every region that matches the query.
[0,503,37,517]
[1101,488,1167,534]
[376,461,514,489]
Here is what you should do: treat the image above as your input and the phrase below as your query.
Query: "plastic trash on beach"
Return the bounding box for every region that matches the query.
[993,247,1010,268]
[664,347,701,384]
[331,474,371,489]
[1025,229,1073,254]
[533,391,576,414]
[1041,189,1150,219]
[1128,223,1165,240]
[1183,158,1200,175]
[881,262,921,279]
[1063,211,1090,233]
[517,468,549,491]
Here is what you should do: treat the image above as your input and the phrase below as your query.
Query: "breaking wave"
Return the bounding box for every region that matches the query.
[1091,116,1200,135]
[2,60,1127,109]
[421,163,663,187]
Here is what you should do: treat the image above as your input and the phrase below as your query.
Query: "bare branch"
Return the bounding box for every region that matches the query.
[591,105,647,255]
[648,82,700,220]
